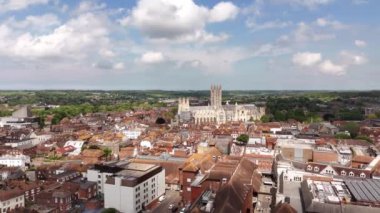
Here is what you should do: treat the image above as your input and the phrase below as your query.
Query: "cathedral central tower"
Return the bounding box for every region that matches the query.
[210,84,222,109]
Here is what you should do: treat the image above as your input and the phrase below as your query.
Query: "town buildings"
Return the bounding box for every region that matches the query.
[0,189,24,212]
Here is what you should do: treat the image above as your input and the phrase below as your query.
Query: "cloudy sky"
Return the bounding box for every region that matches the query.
[0,0,379,90]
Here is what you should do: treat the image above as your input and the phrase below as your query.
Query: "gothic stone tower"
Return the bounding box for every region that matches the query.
[210,84,222,109]
[177,97,190,114]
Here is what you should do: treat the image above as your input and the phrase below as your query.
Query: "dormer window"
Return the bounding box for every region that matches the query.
[222,178,227,184]
[349,172,355,177]
[307,165,312,171]
[341,171,346,176]
[360,173,366,178]
[314,167,320,172]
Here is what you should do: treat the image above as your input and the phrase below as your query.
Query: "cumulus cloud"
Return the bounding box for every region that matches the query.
[120,0,237,43]
[354,40,367,47]
[318,60,345,75]
[292,51,368,75]
[340,51,368,65]
[292,52,322,66]
[5,14,60,31]
[0,0,49,13]
[139,51,165,64]
[0,13,111,59]
[209,2,239,23]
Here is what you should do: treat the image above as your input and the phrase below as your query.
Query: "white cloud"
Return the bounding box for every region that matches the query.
[139,51,165,64]
[292,52,322,66]
[242,0,263,16]
[164,47,249,73]
[121,0,237,43]
[0,0,49,12]
[5,14,60,30]
[292,51,368,76]
[318,60,345,75]
[340,51,368,65]
[273,0,334,9]
[315,18,347,29]
[99,49,116,58]
[246,19,292,32]
[354,40,367,47]
[209,2,239,23]
[75,1,106,13]
[294,22,335,42]
[113,62,125,70]
[0,13,111,59]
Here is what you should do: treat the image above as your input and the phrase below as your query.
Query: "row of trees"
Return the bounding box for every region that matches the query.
[34,102,167,127]
[263,97,365,123]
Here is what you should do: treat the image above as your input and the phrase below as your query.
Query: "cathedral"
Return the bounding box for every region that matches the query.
[177,85,265,124]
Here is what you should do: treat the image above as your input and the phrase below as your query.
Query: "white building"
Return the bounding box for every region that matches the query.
[104,163,165,213]
[0,190,25,212]
[63,140,84,156]
[86,164,125,195]
[123,129,143,140]
[0,154,30,168]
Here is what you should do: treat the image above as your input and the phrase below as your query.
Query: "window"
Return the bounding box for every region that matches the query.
[187,178,191,183]
[187,187,191,192]
[341,171,346,176]
[360,173,366,178]
[307,165,312,171]
[314,167,320,172]
[349,172,355,177]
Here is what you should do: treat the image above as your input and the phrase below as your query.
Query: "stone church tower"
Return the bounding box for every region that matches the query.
[177,97,190,115]
[210,84,222,109]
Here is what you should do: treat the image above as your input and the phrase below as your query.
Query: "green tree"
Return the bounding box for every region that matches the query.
[367,114,378,119]
[103,148,112,161]
[355,135,373,143]
[260,114,272,123]
[236,134,249,145]
[341,122,360,138]
[335,133,351,139]
[101,208,117,213]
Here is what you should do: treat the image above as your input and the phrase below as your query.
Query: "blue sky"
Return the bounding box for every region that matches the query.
[0,0,378,90]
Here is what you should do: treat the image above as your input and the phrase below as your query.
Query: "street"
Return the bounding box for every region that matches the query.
[151,190,182,213]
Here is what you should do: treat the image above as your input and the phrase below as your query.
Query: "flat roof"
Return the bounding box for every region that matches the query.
[106,163,163,187]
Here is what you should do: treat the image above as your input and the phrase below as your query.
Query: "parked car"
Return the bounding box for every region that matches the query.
[169,204,178,212]
[159,195,166,202]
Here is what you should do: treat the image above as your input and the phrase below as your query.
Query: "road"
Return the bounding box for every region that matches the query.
[151,190,182,213]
